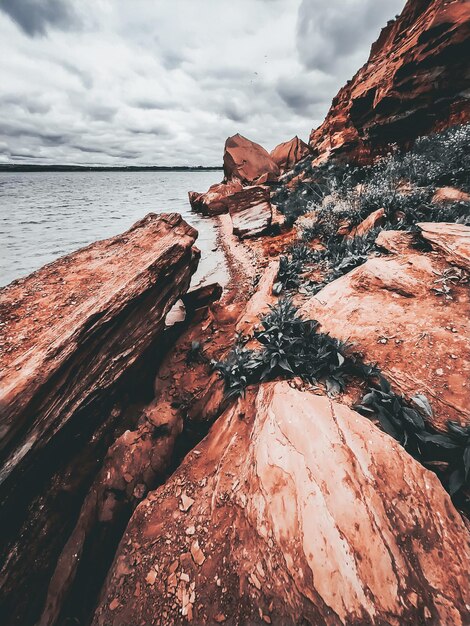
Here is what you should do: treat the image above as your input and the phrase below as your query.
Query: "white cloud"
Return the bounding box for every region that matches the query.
[0,0,406,166]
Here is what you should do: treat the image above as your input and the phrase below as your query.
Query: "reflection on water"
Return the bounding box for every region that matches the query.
[0,170,227,288]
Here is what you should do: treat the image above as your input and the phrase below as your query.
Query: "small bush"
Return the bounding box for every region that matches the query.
[213,298,359,398]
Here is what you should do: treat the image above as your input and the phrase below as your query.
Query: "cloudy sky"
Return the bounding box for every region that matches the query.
[0,0,406,166]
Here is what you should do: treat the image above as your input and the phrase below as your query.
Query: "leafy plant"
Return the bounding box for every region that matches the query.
[213,299,358,398]
[356,377,470,500]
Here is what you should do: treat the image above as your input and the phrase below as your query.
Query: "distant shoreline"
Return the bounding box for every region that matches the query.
[0,164,223,172]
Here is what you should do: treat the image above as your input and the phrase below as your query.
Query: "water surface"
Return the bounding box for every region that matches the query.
[0,170,226,288]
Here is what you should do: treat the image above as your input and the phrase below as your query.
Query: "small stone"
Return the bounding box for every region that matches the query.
[180,492,195,512]
[180,572,190,582]
[186,525,196,536]
[109,598,120,611]
[146,570,157,585]
[191,540,206,566]
[214,614,226,623]
[435,368,444,376]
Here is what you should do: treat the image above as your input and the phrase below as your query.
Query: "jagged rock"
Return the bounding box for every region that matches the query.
[182,282,223,311]
[301,227,470,432]
[270,136,311,174]
[348,207,386,238]
[309,0,470,163]
[432,186,470,204]
[188,180,243,216]
[0,213,199,626]
[226,186,272,239]
[418,222,470,270]
[92,383,470,626]
[223,134,280,184]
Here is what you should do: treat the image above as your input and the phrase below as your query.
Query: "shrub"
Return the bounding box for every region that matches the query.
[213,298,359,398]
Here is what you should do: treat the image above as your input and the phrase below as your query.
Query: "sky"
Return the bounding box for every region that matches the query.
[0,0,406,166]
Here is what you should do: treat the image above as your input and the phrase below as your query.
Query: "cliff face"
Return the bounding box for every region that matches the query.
[309,0,470,163]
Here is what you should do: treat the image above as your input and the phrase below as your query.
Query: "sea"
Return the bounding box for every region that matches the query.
[0,170,227,289]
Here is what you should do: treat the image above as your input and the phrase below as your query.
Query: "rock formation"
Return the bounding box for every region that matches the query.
[0,213,199,626]
[309,0,470,163]
[93,382,470,626]
[270,136,311,173]
[226,186,272,239]
[223,133,280,184]
[301,225,470,433]
[188,180,243,216]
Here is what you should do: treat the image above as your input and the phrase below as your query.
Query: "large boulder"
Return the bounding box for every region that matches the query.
[188,180,243,216]
[301,225,470,432]
[226,186,273,239]
[270,136,311,173]
[0,213,199,626]
[309,0,470,163]
[93,382,470,626]
[223,133,280,184]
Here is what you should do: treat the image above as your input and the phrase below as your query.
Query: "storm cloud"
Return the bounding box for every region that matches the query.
[0,0,406,166]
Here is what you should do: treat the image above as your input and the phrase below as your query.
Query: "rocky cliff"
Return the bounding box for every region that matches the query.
[309,0,470,163]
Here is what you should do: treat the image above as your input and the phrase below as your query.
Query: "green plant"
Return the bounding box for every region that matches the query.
[213,299,356,398]
[356,377,470,500]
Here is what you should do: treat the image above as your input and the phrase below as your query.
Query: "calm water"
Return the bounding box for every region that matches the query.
[0,170,227,288]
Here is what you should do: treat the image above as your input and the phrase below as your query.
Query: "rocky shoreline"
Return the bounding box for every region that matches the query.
[1,0,470,624]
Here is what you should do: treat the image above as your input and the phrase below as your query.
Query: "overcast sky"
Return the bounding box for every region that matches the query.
[0,0,406,166]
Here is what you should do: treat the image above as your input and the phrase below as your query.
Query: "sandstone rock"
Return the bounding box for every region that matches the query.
[0,213,199,626]
[226,186,272,239]
[309,0,470,163]
[188,179,243,216]
[223,134,280,183]
[270,136,311,174]
[432,186,470,204]
[348,207,386,238]
[182,282,223,311]
[418,222,470,270]
[301,231,470,432]
[93,383,470,626]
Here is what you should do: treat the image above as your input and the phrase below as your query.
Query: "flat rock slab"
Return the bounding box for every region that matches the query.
[301,226,470,432]
[0,212,199,490]
[188,180,242,216]
[227,186,272,239]
[418,222,470,271]
[93,382,470,626]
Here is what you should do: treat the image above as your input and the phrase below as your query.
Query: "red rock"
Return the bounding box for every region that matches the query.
[0,213,199,626]
[92,383,470,626]
[418,222,470,271]
[188,179,243,216]
[223,133,280,183]
[270,136,311,174]
[226,186,272,239]
[309,0,470,163]
[348,207,386,238]
[301,228,470,432]
[432,186,470,204]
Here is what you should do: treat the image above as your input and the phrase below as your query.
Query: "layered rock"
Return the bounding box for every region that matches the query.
[270,136,310,173]
[309,0,470,163]
[93,382,470,626]
[226,186,272,239]
[223,133,280,184]
[0,213,199,626]
[301,225,470,432]
[188,180,243,216]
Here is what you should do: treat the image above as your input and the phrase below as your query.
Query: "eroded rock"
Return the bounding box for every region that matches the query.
[301,228,470,432]
[0,213,199,626]
[270,136,311,174]
[93,383,470,626]
[309,0,470,163]
[223,134,280,184]
[226,186,273,239]
[188,180,243,216]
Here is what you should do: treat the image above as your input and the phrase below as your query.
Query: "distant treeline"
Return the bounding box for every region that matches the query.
[0,164,223,172]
